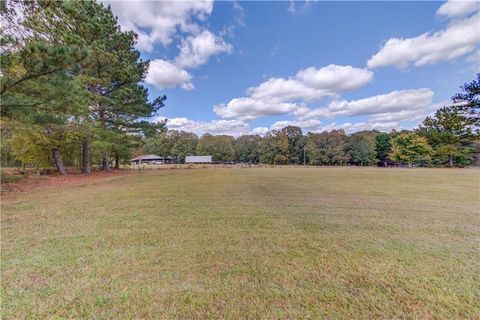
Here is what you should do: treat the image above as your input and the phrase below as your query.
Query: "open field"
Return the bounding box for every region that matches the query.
[1,167,479,319]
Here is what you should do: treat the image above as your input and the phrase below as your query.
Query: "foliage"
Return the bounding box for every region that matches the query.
[390,132,433,166]
[346,131,378,166]
[281,126,304,164]
[197,134,235,162]
[305,130,349,165]
[346,139,373,166]
[0,0,166,173]
[375,133,392,166]
[259,130,289,164]
[10,123,52,168]
[233,135,262,163]
[451,73,479,135]
[417,106,475,166]
[171,131,198,163]
[0,2,477,171]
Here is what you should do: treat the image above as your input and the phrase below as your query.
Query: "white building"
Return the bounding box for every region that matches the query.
[185,155,212,163]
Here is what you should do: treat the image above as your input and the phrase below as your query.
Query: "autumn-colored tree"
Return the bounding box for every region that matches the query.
[305,130,349,165]
[390,132,433,167]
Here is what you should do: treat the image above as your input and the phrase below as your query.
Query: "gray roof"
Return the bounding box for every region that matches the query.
[130,154,163,161]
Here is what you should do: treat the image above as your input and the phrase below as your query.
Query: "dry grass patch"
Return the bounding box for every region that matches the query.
[1,167,479,318]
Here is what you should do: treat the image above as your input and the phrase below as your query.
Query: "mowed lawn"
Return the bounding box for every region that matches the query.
[1,167,479,319]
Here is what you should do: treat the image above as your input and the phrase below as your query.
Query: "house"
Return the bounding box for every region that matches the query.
[130,154,175,165]
[185,155,212,164]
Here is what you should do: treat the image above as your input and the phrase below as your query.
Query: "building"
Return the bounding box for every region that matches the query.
[130,154,175,165]
[185,155,212,164]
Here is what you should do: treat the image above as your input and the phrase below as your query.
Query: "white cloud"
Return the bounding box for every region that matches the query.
[104,0,213,52]
[175,30,233,69]
[329,89,434,117]
[106,1,234,90]
[296,65,374,93]
[250,127,269,136]
[255,120,400,136]
[466,49,480,62]
[287,0,316,14]
[260,119,397,135]
[297,88,434,120]
[290,91,445,134]
[314,121,400,134]
[219,2,245,39]
[214,98,300,121]
[232,1,245,26]
[437,0,479,18]
[145,59,194,90]
[248,77,326,102]
[368,10,480,68]
[248,65,373,103]
[160,117,249,136]
[368,100,449,123]
[215,64,373,120]
[270,119,322,131]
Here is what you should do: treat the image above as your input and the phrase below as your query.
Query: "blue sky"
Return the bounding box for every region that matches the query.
[105,0,479,136]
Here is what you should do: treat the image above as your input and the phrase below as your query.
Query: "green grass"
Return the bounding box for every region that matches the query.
[1,167,479,319]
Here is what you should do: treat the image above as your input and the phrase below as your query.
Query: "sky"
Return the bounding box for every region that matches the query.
[104,0,480,136]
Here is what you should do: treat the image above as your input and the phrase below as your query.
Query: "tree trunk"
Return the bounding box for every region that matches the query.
[52,148,67,175]
[114,152,120,170]
[81,137,91,174]
[102,154,110,172]
[448,154,453,167]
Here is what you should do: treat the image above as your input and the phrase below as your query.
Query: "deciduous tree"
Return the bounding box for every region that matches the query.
[390,132,433,167]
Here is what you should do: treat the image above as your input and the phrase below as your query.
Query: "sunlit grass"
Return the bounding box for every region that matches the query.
[1,167,479,318]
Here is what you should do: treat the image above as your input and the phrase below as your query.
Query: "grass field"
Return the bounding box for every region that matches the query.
[1,167,479,319]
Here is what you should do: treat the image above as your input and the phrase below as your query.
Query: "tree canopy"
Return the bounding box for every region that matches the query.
[0,0,166,174]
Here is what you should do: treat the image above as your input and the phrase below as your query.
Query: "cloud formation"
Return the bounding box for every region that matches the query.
[437,0,479,18]
[175,30,233,69]
[214,98,300,121]
[317,121,400,134]
[324,88,434,117]
[215,64,373,120]
[248,65,373,103]
[244,89,435,134]
[104,0,213,52]
[106,0,233,90]
[145,60,194,90]
[160,117,249,136]
[251,119,400,136]
[270,119,322,131]
[368,1,480,68]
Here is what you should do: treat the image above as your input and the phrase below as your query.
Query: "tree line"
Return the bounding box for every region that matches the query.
[141,74,480,167]
[1,1,478,173]
[141,75,479,168]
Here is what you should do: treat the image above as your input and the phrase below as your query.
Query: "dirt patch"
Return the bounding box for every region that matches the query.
[1,169,131,195]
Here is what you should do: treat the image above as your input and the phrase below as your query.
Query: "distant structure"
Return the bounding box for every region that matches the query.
[130,154,174,165]
[185,155,212,164]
